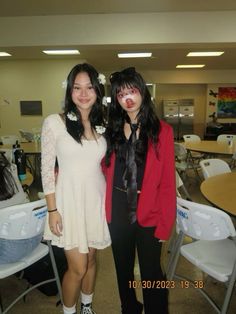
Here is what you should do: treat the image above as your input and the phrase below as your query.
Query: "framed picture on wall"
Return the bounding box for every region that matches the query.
[217,87,236,118]
[20,100,42,116]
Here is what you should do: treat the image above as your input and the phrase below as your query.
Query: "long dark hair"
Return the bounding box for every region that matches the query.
[64,63,105,143]
[105,67,161,165]
[0,154,18,201]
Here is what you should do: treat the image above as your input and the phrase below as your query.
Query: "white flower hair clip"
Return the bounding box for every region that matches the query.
[95,125,106,135]
[102,96,108,107]
[67,112,78,121]
[98,73,106,85]
[62,79,67,89]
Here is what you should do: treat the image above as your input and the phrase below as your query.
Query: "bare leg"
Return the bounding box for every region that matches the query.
[81,248,97,294]
[62,248,88,307]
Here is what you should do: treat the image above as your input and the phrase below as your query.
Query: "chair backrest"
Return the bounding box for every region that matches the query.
[199,158,231,179]
[175,170,192,200]
[183,134,201,142]
[0,199,47,240]
[0,149,13,163]
[0,163,29,210]
[176,197,236,240]
[0,135,20,145]
[19,129,34,142]
[175,170,183,189]
[174,142,187,161]
[217,134,236,143]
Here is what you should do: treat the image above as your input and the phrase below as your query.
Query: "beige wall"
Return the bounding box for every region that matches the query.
[0,59,234,139]
[0,59,83,136]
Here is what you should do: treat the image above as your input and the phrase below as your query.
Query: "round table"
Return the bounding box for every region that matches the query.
[0,142,41,154]
[184,140,235,155]
[200,172,236,216]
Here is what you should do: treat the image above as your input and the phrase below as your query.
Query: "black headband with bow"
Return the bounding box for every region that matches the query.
[110,67,136,83]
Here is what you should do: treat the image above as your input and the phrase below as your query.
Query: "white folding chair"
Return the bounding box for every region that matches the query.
[0,135,20,145]
[230,151,236,169]
[217,134,236,143]
[216,134,236,165]
[183,134,205,160]
[0,199,62,313]
[174,142,201,180]
[19,130,34,142]
[167,172,192,275]
[199,158,231,180]
[168,197,236,314]
[0,149,13,163]
[183,134,201,142]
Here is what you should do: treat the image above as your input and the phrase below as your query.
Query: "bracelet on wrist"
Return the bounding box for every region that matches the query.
[48,208,57,213]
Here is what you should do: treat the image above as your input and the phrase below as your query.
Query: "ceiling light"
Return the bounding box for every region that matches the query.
[118,52,152,58]
[176,64,205,68]
[187,51,224,57]
[0,52,11,57]
[43,50,80,55]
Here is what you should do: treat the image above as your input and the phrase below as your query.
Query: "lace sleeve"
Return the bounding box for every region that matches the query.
[41,117,56,195]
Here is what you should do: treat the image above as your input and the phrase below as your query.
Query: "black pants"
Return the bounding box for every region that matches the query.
[109,191,168,314]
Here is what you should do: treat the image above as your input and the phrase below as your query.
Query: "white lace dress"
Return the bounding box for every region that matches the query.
[41,114,111,253]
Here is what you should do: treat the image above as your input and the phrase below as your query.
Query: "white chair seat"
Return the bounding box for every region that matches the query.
[20,243,49,265]
[181,239,236,282]
[0,261,25,278]
[0,200,62,313]
[0,244,48,278]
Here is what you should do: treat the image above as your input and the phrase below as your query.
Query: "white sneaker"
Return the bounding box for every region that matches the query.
[80,303,96,314]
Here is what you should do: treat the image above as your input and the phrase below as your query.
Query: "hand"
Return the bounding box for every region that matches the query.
[48,211,63,237]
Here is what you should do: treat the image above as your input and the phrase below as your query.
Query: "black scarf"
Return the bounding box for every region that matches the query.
[123,122,139,223]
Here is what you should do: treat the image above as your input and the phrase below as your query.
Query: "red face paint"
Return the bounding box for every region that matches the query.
[126,98,134,108]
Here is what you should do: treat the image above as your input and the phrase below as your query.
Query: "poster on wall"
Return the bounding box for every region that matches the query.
[217,87,236,118]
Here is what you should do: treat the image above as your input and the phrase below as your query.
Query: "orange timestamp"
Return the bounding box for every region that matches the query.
[180,280,204,289]
[128,280,176,289]
[128,280,204,289]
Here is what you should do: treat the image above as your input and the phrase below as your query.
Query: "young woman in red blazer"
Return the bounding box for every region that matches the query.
[103,67,176,314]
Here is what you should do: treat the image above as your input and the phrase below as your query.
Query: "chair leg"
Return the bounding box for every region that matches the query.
[167,231,184,280]
[187,151,202,182]
[166,237,177,276]
[0,294,3,314]
[221,259,236,314]
[47,241,63,304]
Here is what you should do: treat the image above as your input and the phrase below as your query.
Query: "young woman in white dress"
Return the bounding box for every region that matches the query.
[41,63,111,314]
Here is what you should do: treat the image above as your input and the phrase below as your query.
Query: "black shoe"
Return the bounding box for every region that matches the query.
[80,303,96,314]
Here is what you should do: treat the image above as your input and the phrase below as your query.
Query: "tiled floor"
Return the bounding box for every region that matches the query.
[0,170,235,314]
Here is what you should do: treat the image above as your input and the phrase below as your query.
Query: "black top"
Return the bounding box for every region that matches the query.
[113,141,145,192]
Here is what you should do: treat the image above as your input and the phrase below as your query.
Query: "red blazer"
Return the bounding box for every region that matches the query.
[102,120,176,240]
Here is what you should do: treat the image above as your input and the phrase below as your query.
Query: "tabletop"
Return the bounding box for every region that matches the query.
[0,142,41,154]
[200,172,236,216]
[184,140,235,155]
